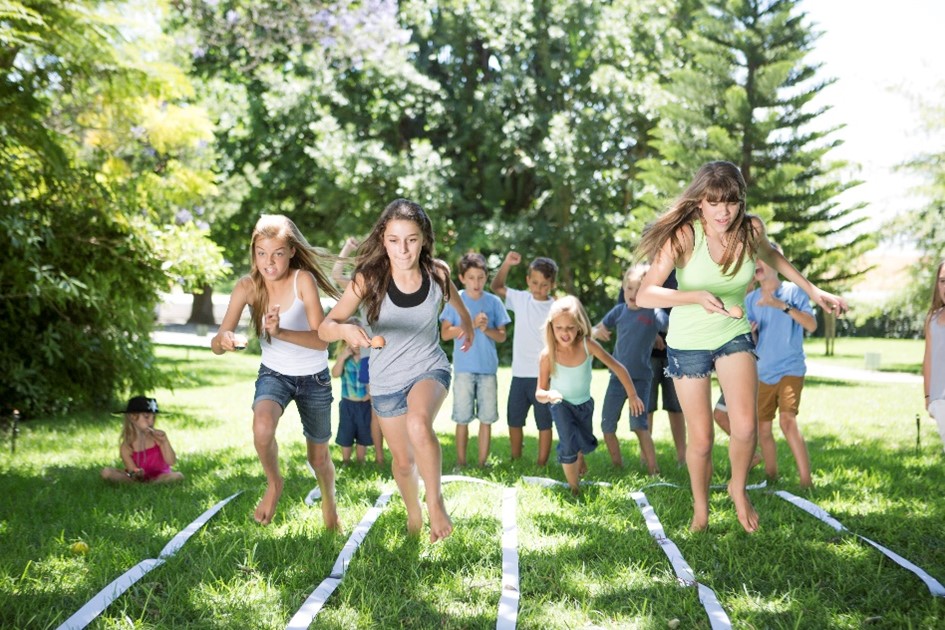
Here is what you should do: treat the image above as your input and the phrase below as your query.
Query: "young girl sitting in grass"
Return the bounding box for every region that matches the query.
[536,296,645,494]
[101,396,184,483]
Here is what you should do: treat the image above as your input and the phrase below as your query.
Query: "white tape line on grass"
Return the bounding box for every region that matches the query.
[774,490,945,597]
[286,489,394,629]
[630,491,732,630]
[57,492,242,630]
[521,475,611,489]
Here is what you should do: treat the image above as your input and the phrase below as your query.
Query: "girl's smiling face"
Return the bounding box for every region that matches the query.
[383,219,424,271]
[254,237,295,280]
[552,313,579,347]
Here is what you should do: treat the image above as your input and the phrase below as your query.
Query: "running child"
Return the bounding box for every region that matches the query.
[537,296,645,494]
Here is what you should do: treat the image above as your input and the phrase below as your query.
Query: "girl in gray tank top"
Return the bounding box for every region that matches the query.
[319,199,474,543]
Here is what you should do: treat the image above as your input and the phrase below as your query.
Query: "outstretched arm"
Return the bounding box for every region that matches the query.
[318,274,373,349]
[491,251,521,300]
[211,277,251,355]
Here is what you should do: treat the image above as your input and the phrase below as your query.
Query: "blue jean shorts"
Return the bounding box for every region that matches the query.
[551,399,598,464]
[507,376,553,431]
[371,369,451,418]
[601,376,651,433]
[452,372,499,425]
[253,365,333,443]
[665,333,756,379]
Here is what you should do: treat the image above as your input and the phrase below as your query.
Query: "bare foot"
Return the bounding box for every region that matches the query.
[728,483,759,533]
[322,499,341,532]
[750,451,763,469]
[427,495,453,543]
[689,517,709,533]
[578,459,588,477]
[254,478,284,526]
[648,467,661,477]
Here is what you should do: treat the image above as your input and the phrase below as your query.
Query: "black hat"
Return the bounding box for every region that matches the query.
[118,396,159,414]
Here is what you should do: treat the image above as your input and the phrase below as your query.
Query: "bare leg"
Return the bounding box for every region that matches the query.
[379,414,423,536]
[308,440,340,531]
[153,471,185,483]
[604,432,623,467]
[758,420,779,481]
[779,412,812,488]
[355,444,367,464]
[101,467,134,483]
[673,376,713,532]
[667,411,687,464]
[252,400,284,526]
[509,426,524,460]
[577,451,588,477]
[455,423,469,467]
[341,446,353,464]
[370,410,385,464]
[716,353,760,533]
[562,461,580,495]
[405,379,453,542]
[634,428,660,476]
[477,422,492,467]
[537,428,553,466]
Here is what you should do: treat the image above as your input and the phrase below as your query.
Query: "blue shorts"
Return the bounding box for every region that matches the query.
[665,333,756,379]
[648,356,681,413]
[371,369,451,418]
[253,365,333,443]
[336,398,373,447]
[601,376,651,433]
[551,399,598,464]
[452,372,499,425]
[507,376,553,431]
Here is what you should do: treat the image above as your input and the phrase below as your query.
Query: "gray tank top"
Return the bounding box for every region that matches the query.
[368,271,450,396]
[930,311,945,401]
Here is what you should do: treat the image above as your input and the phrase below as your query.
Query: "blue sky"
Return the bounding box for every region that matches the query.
[802,1,945,243]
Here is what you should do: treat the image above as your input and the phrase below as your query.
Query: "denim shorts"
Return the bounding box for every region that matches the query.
[452,372,499,425]
[507,376,553,431]
[336,398,374,447]
[601,376,651,433]
[551,399,598,464]
[665,333,756,379]
[648,356,681,413]
[253,365,333,443]
[371,369,451,418]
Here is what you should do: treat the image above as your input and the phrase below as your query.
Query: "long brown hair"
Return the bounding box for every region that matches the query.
[355,199,449,325]
[248,215,341,341]
[637,161,757,276]
[927,260,945,322]
[542,295,592,376]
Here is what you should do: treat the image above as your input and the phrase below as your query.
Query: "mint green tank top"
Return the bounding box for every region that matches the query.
[550,340,593,405]
[666,221,753,350]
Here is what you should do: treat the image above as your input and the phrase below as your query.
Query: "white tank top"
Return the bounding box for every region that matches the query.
[260,270,329,376]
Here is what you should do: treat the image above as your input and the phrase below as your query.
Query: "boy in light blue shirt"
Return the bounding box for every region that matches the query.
[441,253,511,467]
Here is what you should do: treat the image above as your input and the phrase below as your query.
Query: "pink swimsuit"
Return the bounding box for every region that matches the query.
[132,444,172,480]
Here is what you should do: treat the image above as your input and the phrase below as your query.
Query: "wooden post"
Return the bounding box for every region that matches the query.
[824,311,836,357]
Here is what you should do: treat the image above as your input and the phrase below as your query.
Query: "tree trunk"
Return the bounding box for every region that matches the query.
[187,284,216,325]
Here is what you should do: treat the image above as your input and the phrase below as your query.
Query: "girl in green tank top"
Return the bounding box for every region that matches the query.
[635,161,848,534]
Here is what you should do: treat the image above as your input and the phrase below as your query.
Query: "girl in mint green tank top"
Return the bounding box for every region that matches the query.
[635,161,848,534]
[536,296,645,494]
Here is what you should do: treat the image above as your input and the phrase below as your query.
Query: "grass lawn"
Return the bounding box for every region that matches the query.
[0,340,942,629]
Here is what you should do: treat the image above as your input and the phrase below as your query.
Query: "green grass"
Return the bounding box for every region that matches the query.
[804,336,924,373]
[0,341,942,629]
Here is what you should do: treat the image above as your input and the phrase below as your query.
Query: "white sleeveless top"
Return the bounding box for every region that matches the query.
[930,311,945,402]
[260,270,329,376]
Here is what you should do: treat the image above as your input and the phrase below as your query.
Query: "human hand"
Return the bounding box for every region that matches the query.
[264,304,281,337]
[474,312,488,331]
[149,428,168,443]
[814,288,848,317]
[505,251,522,266]
[699,291,727,315]
[340,237,360,256]
[653,335,666,351]
[547,390,563,404]
[342,323,372,349]
[592,325,611,342]
[458,322,475,352]
[627,394,645,416]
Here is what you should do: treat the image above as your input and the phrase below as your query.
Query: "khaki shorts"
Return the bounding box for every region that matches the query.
[757,375,804,423]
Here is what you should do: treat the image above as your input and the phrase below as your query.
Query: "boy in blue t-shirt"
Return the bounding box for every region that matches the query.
[441,253,512,467]
[592,264,664,474]
[491,251,558,465]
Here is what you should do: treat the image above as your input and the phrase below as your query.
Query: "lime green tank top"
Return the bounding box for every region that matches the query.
[666,221,753,350]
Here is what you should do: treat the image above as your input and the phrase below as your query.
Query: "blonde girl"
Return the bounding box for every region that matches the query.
[922,260,945,452]
[212,215,341,528]
[101,396,183,483]
[319,199,474,543]
[536,295,644,494]
[636,161,846,533]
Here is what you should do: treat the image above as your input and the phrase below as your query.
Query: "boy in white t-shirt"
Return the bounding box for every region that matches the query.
[492,251,558,465]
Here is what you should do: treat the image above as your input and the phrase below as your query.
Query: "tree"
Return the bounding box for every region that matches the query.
[633,0,872,293]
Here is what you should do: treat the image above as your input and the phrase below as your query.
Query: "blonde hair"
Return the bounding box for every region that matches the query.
[248,214,341,342]
[543,295,593,375]
[624,263,648,285]
[637,161,757,276]
[120,413,145,448]
[928,260,945,320]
